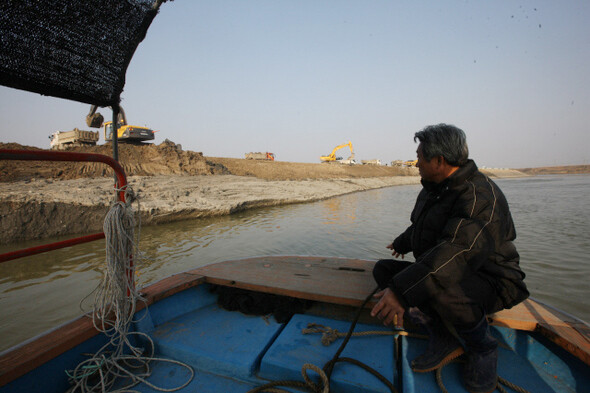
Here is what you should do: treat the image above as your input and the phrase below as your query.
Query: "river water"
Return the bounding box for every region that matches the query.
[1,174,589,352]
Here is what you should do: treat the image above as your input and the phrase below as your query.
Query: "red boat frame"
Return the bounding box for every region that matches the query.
[0,149,127,263]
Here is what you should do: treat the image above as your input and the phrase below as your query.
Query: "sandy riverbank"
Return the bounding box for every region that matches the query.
[0,169,526,245]
[0,141,529,244]
[0,175,423,244]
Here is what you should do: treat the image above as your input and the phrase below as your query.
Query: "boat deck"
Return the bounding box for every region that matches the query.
[191,256,590,367]
[131,300,587,392]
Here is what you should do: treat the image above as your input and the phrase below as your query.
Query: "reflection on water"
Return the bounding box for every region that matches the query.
[1,175,590,351]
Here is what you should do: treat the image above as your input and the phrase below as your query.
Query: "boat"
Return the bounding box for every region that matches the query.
[0,255,589,392]
[1,1,589,392]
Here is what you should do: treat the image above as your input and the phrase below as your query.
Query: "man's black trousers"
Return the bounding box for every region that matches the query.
[373,259,503,329]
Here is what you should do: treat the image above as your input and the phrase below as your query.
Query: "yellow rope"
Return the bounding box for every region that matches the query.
[301,323,427,345]
[434,358,532,393]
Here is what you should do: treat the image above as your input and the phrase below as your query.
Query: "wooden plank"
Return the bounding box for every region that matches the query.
[538,323,590,366]
[490,298,590,366]
[0,315,98,387]
[192,256,379,307]
[490,299,580,330]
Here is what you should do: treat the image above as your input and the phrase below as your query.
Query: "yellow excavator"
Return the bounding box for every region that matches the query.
[86,105,155,143]
[320,141,354,163]
[404,159,418,167]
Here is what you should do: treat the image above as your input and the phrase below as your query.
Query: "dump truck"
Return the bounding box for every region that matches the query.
[86,105,155,143]
[49,128,99,150]
[361,159,382,166]
[245,152,275,160]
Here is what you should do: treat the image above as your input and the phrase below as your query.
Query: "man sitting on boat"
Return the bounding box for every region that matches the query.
[370,124,529,393]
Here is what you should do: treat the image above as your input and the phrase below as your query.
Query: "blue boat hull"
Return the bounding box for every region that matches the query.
[2,279,589,393]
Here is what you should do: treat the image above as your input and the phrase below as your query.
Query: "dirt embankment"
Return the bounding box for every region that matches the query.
[0,141,422,244]
[518,165,590,176]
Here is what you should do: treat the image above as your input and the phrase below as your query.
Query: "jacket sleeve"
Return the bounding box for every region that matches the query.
[392,224,413,255]
[391,180,497,306]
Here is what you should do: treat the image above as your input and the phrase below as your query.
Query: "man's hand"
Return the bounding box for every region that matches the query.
[386,243,404,259]
[370,288,405,328]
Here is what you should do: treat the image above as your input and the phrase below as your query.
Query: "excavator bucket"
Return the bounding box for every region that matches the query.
[86,112,104,128]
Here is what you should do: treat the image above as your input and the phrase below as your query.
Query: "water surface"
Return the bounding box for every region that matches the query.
[1,174,589,352]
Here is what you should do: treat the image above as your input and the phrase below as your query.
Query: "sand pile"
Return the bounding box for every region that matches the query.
[0,140,213,182]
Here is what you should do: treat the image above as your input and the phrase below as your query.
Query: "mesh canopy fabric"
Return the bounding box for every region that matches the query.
[0,0,166,106]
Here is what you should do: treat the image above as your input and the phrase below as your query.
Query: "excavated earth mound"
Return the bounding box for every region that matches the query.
[0,140,214,182]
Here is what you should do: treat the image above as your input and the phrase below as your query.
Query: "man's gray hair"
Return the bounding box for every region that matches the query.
[414,124,469,166]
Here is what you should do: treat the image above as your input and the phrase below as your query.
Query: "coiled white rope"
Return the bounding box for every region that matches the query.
[66,186,194,392]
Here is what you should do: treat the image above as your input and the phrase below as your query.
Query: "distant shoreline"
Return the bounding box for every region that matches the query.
[517,165,590,176]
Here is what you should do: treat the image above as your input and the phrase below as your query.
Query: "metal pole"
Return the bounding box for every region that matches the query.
[112,105,120,163]
[112,105,121,200]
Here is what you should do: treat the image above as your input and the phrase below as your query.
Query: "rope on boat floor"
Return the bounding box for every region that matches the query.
[434,360,532,393]
[66,187,194,393]
[304,320,533,393]
[247,287,399,393]
[302,322,429,345]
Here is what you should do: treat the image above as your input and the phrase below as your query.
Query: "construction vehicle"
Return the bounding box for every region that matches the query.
[86,105,155,143]
[49,128,99,150]
[361,159,382,166]
[320,141,354,163]
[404,159,418,167]
[245,152,275,161]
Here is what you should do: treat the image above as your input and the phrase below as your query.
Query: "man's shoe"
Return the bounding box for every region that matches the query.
[457,317,498,393]
[407,308,464,373]
[462,347,498,393]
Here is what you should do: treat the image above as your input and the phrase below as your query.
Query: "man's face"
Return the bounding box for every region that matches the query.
[416,144,439,182]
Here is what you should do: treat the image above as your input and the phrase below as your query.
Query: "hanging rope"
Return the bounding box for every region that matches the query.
[66,186,194,393]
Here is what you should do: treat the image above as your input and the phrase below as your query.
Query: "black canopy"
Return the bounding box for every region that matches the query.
[0,0,167,106]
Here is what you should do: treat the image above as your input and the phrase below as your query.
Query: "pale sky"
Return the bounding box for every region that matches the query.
[1,0,589,168]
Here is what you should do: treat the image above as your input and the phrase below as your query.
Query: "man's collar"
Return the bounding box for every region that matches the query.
[421,160,477,191]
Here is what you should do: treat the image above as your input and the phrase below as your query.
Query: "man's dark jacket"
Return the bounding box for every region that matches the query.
[391,160,528,310]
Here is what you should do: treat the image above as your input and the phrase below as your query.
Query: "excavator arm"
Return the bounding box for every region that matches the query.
[86,105,127,128]
[320,141,354,162]
[86,105,104,128]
